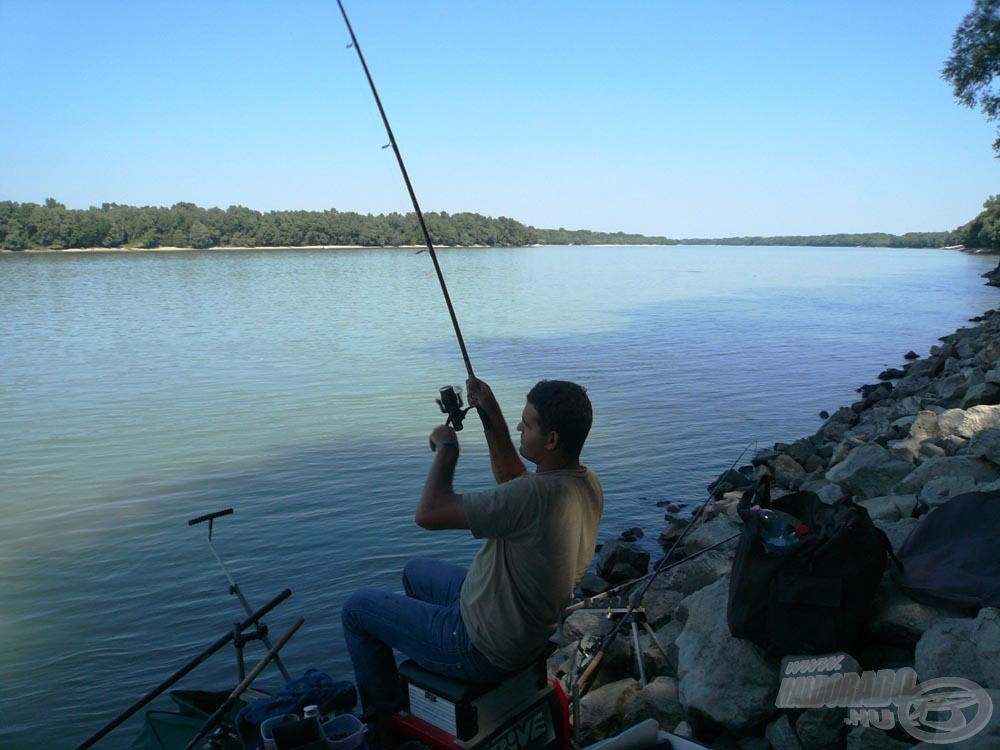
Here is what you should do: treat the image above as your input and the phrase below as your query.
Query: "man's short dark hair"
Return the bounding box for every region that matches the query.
[527,380,593,459]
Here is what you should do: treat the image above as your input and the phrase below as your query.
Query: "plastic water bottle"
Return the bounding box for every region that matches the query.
[303,705,322,721]
[758,509,809,555]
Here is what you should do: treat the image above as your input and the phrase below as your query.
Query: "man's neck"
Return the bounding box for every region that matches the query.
[535,454,582,473]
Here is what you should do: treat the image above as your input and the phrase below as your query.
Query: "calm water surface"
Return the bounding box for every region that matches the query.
[2,245,997,749]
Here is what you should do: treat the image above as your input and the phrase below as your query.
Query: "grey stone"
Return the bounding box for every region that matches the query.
[896,456,999,496]
[642,588,684,630]
[644,550,731,600]
[887,436,921,464]
[826,443,913,499]
[680,514,741,554]
[795,707,850,750]
[622,676,685,734]
[764,713,803,750]
[918,475,982,509]
[915,615,985,685]
[876,517,919,554]
[967,426,1000,465]
[962,382,1000,408]
[974,608,1000,688]
[909,411,942,440]
[597,539,650,583]
[773,452,807,489]
[858,495,906,523]
[577,678,642,745]
[868,577,966,646]
[937,405,1000,439]
[675,576,779,730]
[918,441,947,459]
[816,482,848,505]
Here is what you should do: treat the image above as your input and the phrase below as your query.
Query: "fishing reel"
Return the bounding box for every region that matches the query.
[436,385,473,431]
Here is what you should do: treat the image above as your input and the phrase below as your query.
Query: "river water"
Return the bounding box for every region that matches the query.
[2,244,997,749]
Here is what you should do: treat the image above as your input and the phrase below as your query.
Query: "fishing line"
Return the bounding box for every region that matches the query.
[336,1,475,382]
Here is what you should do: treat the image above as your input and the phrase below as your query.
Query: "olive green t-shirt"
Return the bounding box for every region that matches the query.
[459,466,603,671]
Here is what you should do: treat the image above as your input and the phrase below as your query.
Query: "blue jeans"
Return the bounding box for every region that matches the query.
[341,558,513,717]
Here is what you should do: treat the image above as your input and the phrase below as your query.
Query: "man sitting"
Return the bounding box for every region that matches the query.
[341,377,604,724]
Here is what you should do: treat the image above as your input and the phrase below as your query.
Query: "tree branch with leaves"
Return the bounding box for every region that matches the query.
[943,0,1000,155]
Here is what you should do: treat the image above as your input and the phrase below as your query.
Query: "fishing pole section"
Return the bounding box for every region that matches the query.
[336,0,482,432]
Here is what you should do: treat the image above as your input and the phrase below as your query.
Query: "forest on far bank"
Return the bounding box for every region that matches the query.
[1,196,997,251]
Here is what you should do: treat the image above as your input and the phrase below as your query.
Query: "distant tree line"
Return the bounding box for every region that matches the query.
[2,197,997,251]
[680,195,1000,251]
[0,199,675,251]
[680,231,958,249]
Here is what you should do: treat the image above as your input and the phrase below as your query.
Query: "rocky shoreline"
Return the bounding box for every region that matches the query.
[555,262,1000,749]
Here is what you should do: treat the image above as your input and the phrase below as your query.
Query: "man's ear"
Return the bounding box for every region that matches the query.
[545,430,560,451]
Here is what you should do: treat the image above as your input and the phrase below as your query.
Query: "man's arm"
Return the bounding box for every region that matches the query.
[466,377,527,484]
[415,425,470,530]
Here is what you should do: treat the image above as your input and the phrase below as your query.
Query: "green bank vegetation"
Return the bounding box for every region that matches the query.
[0,200,675,251]
[2,197,998,252]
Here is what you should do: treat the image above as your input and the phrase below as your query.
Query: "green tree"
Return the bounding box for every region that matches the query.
[943,0,1000,154]
[188,220,216,249]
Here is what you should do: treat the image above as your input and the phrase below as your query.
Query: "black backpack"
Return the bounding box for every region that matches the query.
[890,491,1000,610]
[727,477,897,657]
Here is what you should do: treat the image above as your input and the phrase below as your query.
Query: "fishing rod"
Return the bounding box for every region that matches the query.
[336,1,477,431]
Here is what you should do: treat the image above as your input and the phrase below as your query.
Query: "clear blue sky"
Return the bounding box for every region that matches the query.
[1,0,997,238]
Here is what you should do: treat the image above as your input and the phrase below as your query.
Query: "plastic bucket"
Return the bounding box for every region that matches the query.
[260,714,299,750]
[321,714,367,750]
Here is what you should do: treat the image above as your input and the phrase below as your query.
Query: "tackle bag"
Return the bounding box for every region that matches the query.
[890,491,1000,610]
[727,477,897,657]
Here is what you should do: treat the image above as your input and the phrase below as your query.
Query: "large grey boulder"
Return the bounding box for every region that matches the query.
[967,426,1000,465]
[895,456,999,496]
[826,443,913,499]
[917,475,982,509]
[937,404,1000,439]
[914,607,1000,688]
[674,576,778,731]
[622,676,685,733]
[858,494,917,523]
[597,539,649,583]
[644,550,731,601]
[867,578,967,646]
[577,678,641,745]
